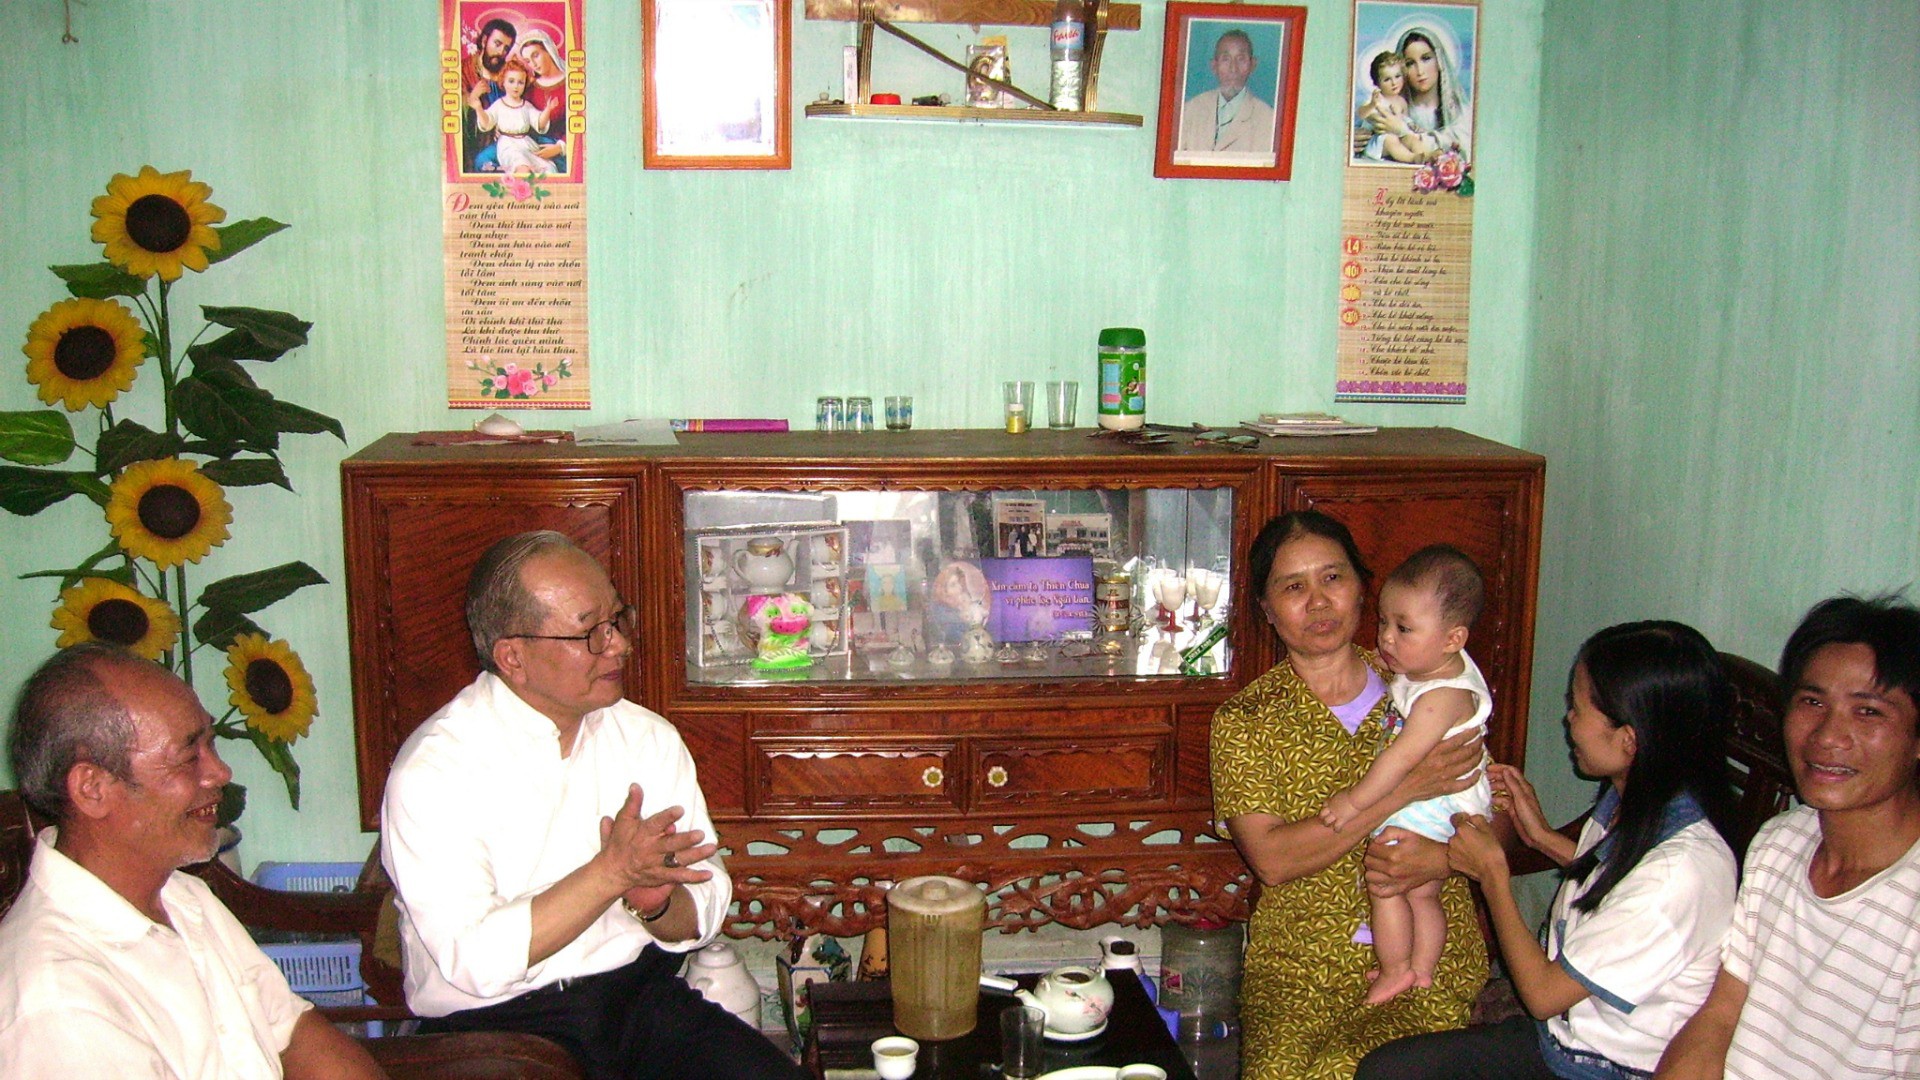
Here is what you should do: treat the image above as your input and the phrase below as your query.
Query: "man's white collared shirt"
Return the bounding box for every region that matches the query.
[0,829,309,1079]
[382,671,728,1017]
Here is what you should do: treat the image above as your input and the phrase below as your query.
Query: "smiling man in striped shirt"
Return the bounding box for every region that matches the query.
[1658,595,1920,1079]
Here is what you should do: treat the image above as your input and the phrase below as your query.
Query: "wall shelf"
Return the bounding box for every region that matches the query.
[803,102,1142,127]
[805,0,1142,126]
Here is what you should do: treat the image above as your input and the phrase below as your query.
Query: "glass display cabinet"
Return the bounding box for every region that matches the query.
[681,487,1234,685]
[342,427,1544,938]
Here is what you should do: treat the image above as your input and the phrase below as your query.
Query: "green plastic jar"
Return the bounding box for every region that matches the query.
[1097,327,1146,431]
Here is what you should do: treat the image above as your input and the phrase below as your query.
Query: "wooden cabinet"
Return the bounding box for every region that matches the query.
[341,427,1542,938]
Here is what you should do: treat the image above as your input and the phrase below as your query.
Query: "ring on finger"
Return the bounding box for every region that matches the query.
[663,851,678,868]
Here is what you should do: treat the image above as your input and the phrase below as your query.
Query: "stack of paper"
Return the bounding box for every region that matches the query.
[1240,412,1378,437]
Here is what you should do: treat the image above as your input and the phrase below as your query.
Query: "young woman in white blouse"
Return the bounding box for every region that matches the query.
[1357,620,1742,1080]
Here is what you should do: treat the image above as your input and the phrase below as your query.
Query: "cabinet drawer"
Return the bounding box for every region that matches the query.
[751,739,959,813]
[973,736,1169,805]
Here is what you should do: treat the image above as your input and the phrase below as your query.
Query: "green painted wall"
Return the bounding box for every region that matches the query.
[5,0,1538,866]
[1518,0,1920,833]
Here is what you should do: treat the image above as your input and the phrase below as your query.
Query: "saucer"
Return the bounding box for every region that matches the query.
[1043,1019,1108,1042]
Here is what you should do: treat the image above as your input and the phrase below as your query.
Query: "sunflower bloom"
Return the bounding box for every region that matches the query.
[104,458,232,569]
[49,578,181,660]
[90,165,226,282]
[22,297,148,410]
[225,634,318,742]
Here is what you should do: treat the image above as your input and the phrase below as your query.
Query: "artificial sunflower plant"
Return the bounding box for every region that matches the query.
[2,166,343,821]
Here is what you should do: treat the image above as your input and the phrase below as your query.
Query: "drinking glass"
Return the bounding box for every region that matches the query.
[815,396,843,432]
[884,395,914,430]
[1000,1005,1046,1079]
[1046,380,1079,428]
[1003,381,1035,434]
[847,396,874,432]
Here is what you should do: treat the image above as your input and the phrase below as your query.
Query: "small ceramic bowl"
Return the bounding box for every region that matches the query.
[871,1035,919,1080]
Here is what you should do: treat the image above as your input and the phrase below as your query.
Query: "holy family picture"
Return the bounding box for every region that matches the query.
[447,0,580,182]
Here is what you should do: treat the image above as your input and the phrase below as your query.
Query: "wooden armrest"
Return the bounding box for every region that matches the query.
[365,1032,585,1080]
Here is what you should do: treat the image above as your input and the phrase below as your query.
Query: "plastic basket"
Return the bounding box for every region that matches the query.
[252,861,364,894]
[250,862,384,1035]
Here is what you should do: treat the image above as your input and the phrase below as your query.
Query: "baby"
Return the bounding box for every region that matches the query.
[1359,51,1436,163]
[1320,544,1492,1005]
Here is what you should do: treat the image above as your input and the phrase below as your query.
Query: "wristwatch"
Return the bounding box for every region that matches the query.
[622,893,672,923]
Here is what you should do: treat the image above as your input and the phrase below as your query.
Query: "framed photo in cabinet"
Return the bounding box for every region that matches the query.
[1154,2,1307,181]
[641,0,791,170]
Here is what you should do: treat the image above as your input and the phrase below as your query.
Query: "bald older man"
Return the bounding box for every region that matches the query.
[381,531,803,1080]
[0,644,384,1079]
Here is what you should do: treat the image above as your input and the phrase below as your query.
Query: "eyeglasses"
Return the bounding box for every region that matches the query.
[505,605,636,655]
[1193,431,1261,451]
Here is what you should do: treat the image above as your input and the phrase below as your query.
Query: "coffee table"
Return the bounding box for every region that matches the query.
[803,969,1196,1079]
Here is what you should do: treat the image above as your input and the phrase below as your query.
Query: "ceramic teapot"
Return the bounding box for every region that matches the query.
[1013,964,1115,1036]
[733,537,794,593]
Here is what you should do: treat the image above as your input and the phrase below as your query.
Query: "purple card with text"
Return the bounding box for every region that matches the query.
[980,556,1095,642]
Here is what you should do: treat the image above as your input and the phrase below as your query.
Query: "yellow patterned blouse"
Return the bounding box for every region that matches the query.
[1211,650,1487,1080]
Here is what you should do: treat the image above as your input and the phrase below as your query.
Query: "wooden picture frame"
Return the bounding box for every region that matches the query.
[1154,2,1306,181]
[641,0,791,170]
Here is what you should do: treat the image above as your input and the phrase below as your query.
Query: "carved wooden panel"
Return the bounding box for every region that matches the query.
[720,810,1250,939]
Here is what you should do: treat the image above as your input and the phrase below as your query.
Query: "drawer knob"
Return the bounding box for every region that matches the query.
[921,765,944,789]
[986,765,1009,789]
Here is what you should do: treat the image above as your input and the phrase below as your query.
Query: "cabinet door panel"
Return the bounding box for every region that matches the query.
[343,472,642,827]
[1283,469,1542,768]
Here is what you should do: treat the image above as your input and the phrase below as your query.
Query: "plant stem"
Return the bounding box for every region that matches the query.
[175,563,192,685]
[155,279,176,437]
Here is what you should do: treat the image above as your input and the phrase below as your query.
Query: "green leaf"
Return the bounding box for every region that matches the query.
[197,561,328,615]
[198,456,291,490]
[50,262,148,300]
[216,782,248,828]
[93,420,186,476]
[267,399,345,443]
[174,370,280,453]
[17,537,133,591]
[192,607,266,650]
[205,218,289,266]
[0,466,87,514]
[188,328,296,366]
[0,411,76,466]
[199,307,311,355]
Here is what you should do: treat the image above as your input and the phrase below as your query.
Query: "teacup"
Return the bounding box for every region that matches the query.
[871,1035,918,1080]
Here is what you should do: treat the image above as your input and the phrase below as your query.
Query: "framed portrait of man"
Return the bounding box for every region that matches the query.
[642,0,791,170]
[1154,3,1307,181]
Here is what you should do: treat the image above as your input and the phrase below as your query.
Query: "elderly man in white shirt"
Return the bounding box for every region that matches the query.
[0,644,385,1080]
[1177,28,1277,156]
[381,531,804,1080]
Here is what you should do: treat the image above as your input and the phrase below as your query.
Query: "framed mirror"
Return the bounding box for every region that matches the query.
[641,0,791,170]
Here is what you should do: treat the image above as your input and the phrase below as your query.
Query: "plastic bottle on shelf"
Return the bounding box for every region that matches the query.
[1049,0,1087,111]
[1097,327,1146,430]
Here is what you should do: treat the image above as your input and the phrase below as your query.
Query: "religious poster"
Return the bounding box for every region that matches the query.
[442,0,590,408]
[1335,0,1478,403]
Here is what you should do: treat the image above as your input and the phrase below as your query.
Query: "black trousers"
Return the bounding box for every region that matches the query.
[418,946,807,1080]
[1355,1015,1560,1080]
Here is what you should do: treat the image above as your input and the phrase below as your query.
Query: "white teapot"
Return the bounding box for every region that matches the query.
[733,537,794,593]
[1013,964,1115,1036]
